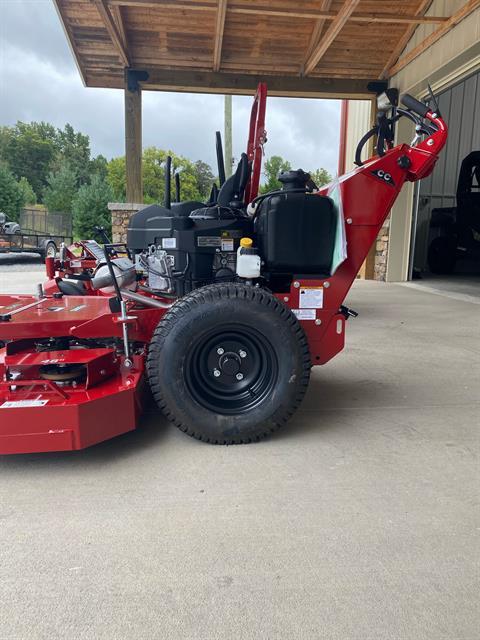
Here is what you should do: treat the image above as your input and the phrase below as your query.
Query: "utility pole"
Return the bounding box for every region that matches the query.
[224,95,233,178]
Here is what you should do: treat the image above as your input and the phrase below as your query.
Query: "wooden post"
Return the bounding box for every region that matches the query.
[359,97,378,280]
[125,80,142,202]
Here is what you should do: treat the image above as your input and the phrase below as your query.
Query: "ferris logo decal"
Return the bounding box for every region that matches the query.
[371,169,395,187]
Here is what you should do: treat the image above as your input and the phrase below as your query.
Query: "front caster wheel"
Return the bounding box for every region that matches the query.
[147,283,311,444]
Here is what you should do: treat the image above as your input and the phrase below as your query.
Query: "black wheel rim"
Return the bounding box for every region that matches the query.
[184,323,279,415]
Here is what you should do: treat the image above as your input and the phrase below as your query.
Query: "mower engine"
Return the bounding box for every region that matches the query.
[127,167,336,297]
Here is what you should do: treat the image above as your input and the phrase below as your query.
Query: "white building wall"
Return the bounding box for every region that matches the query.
[343,100,372,171]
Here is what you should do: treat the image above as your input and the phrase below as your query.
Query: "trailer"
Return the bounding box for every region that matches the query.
[0,214,71,259]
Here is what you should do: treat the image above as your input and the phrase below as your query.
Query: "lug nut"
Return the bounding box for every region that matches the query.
[236,373,244,381]
[216,347,225,355]
[239,350,247,358]
[213,369,221,377]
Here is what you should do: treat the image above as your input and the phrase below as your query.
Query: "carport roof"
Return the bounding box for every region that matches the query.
[53,0,465,99]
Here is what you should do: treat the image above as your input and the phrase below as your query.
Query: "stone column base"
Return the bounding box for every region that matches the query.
[108,202,148,244]
[374,217,390,281]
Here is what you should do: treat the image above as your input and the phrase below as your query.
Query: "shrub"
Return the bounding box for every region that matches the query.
[18,177,37,205]
[0,164,25,221]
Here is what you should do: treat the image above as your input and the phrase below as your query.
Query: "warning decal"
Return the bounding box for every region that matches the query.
[292,309,316,321]
[299,287,323,309]
[1,400,49,409]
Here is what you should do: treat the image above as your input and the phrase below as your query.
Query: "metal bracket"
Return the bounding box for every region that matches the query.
[125,68,149,93]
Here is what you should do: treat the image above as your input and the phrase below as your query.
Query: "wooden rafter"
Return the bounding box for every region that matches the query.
[112,5,127,50]
[304,0,361,76]
[302,0,333,74]
[387,0,480,77]
[213,0,227,72]
[52,0,87,85]
[380,0,432,79]
[95,0,130,67]
[106,1,447,24]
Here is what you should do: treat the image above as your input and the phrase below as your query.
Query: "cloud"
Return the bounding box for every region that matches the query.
[0,0,340,174]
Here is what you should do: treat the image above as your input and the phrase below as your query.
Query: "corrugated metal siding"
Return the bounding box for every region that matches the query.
[412,70,480,271]
[344,100,372,171]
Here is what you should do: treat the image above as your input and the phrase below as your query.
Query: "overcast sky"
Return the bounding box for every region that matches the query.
[0,0,341,175]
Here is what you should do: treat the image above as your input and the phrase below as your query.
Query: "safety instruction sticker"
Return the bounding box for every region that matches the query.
[162,237,177,249]
[1,400,49,409]
[292,309,316,321]
[221,238,234,252]
[299,287,323,309]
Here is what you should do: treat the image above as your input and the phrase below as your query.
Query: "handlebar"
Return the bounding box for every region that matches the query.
[400,94,431,118]
[354,93,446,167]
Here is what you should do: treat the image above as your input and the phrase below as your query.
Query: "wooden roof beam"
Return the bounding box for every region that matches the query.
[380,0,432,79]
[213,0,227,72]
[107,1,447,24]
[387,0,480,77]
[95,0,130,67]
[302,0,333,74]
[112,5,128,50]
[304,0,361,76]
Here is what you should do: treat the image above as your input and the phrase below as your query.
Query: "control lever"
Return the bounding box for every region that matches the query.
[103,246,134,369]
[340,305,359,320]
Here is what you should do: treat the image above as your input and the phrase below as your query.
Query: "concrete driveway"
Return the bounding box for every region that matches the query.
[0,267,478,639]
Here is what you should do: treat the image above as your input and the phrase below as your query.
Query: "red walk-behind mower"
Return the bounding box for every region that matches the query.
[0,87,447,454]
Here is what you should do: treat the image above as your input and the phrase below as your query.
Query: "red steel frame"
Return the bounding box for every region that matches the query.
[0,95,447,455]
[244,82,267,204]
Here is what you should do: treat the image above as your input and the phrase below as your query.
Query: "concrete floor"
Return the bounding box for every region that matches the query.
[0,264,479,639]
[404,272,480,305]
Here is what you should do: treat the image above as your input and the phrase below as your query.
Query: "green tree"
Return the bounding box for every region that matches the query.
[0,164,25,221]
[193,160,215,201]
[72,175,113,239]
[107,156,126,201]
[90,154,109,181]
[106,148,211,204]
[259,155,292,194]
[17,177,37,206]
[54,123,91,186]
[309,168,332,188]
[0,122,57,199]
[43,164,78,212]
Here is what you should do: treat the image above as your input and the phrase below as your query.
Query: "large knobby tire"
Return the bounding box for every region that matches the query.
[147,283,311,444]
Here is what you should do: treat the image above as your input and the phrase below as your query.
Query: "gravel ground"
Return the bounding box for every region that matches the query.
[0,255,45,293]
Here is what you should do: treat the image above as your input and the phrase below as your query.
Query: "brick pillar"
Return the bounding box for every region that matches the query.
[108,202,147,244]
[374,217,390,281]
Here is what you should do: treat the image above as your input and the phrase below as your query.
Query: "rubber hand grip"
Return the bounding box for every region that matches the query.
[401,94,430,118]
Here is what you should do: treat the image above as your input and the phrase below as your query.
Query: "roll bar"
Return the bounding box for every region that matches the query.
[244,82,267,203]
